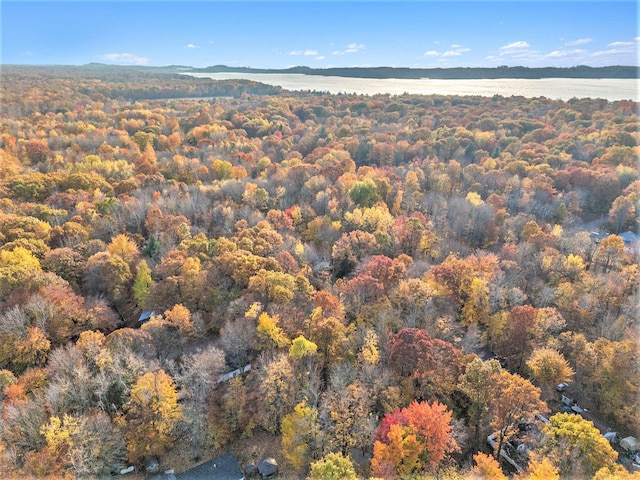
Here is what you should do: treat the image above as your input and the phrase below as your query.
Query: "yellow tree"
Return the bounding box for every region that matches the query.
[471,452,507,480]
[308,308,348,368]
[289,335,318,361]
[281,400,323,472]
[526,348,574,399]
[594,464,640,480]
[522,453,560,480]
[594,235,626,273]
[107,234,140,267]
[540,413,618,478]
[248,269,297,305]
[459,358,503,449]
[40,411,126,477]
[259,354,297,433]
[321,381,374,454]
[15,327,51,372]
[163,303,194,338]
[125,370,182,463]
[256,312,290,351]
[371,423,423,478]
[0,246,43,300]
[489,371,547,460]
[309,452,357,480]
[461,277,490,325]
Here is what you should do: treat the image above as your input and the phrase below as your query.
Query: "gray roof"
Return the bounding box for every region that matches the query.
[177,452,244,480]
[619,231,640,243]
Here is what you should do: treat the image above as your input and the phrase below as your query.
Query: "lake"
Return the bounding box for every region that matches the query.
[186,72,639,102]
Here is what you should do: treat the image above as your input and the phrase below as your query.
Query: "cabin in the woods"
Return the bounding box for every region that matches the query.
[138,310,157,324]
[619,231,640,252]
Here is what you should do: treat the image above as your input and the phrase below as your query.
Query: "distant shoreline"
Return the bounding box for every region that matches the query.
[186,73,639,101]
[3,63,639,80]
[190,64,639,80]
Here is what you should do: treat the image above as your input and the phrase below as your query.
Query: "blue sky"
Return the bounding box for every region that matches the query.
[2,1,638,68]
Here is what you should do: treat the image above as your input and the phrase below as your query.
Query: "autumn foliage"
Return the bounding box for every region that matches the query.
[0,65,638,478]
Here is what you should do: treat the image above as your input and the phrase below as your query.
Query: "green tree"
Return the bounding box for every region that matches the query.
[289,335,318,361]
[133,260,153,308]
[349,178,381,208]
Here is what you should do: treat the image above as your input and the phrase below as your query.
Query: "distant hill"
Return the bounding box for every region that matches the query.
[6,63,638,79]
[192,64,639,79]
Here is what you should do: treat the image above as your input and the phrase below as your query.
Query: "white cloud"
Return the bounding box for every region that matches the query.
[592,48,630,57]
[314,56,325,61]
[591,49,616,57]
[333,43,365,55]
[607,41,634,47]
[545,49,586,58]
[431,45,470,58]
[500,41,531,53]
[98,53,149,65]
[289,49,319,56]
[591,39,637,60]
[185,43,199,49]
[564,38,592,46]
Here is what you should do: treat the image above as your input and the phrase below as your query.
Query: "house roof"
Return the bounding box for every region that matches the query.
[138,310,156,322]
[177,452,244,480]
[619,231,640,243]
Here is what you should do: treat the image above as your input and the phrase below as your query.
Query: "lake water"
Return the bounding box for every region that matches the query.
[187,72,639,102]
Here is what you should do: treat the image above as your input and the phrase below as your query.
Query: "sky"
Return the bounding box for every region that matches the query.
[2,1,638,69]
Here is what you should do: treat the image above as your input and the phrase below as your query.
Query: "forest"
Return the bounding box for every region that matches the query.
[0,65,638,479]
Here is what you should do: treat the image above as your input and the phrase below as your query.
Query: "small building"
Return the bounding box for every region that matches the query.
[619,231,640,252]
[561,394,573,406]
[621,436,640,454]
[177,452,244,480]
[138,310,157,324]
[257,458,278,478]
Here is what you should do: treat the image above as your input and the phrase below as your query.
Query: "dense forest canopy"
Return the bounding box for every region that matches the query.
[0,65,638,479]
